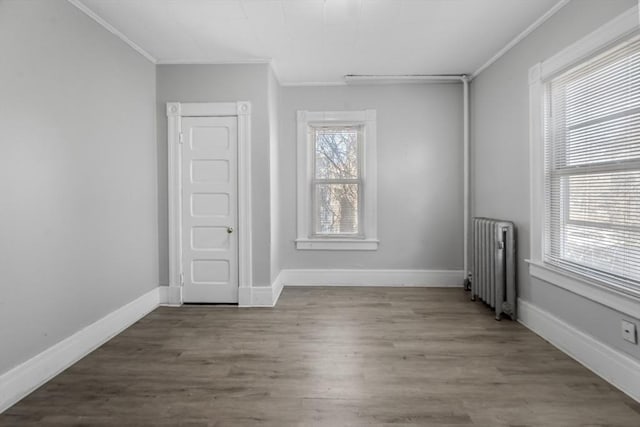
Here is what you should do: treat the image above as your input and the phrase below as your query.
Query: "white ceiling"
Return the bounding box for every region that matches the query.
[76,0,563,84]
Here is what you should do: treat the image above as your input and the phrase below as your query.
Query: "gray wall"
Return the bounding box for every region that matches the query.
[279,84,463,270]
[0,0,158,374]
[470,0,640,359]
[156,64,272,287]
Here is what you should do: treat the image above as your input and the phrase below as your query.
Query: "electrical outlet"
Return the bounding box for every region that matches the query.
[621,320,637,344]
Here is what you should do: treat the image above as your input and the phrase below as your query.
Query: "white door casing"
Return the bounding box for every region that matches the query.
[181,116,238,303]
[167,102,252,305]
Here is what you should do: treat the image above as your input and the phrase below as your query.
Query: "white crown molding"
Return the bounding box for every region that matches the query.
[156,59,272,65]
[518,298,640,403]
[471,0,571,79]
[0,287,162,413]
[269,61,283,86]
[280,269,464,287]
[280,81,348,87]
[156,59,286,87]
[69,0,575,85]
[155,58,285,86]
[66,0,157,64]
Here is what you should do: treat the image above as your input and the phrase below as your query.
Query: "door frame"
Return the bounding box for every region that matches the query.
[166,101,252,305]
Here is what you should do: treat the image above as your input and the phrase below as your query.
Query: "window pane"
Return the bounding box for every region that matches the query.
[563,223,640,283]
[551,41,640,169]
[315,183,359,234]
[564,48,640,128]
[568,171,640,227]
[566,112,640,167]
[545,37,640,292]
[562,170,640,281]
[314,127,359,179]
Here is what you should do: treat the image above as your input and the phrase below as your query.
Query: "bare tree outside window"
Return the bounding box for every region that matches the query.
[312,126,361,235]
[296,109,377,250]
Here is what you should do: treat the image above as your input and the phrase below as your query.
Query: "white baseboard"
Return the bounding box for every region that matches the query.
[0,287,161,414]
[159,285,181,306]
[518,298,640,403]
[239,273,285,307]
[161,285,270,307]
[280,269,464,287]
[271,271,285,305]
[238,287,252,307]
[167,268,454,308]
[250,286,277,307]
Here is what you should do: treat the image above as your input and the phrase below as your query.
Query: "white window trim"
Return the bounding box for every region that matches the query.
[296,109,378,251]
[528,5,640,315]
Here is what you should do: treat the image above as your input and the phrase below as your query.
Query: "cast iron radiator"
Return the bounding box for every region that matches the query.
[471,217,516,320]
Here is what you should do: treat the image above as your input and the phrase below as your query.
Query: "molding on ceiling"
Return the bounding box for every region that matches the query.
[280,81,348,87]
[67,0,157,63]
[156,58,273,65]
[68,0,573,85]
[269,61,283,85]
[471,0,571,79]
[156,59,286,87]
[280,75,466,87]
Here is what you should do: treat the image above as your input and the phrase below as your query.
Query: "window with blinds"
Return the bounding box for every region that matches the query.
[544,36,640,296]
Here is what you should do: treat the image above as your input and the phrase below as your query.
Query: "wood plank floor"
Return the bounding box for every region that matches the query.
[2,287,640,426]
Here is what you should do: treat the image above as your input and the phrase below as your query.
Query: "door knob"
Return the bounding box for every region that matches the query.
[227,227,234,234]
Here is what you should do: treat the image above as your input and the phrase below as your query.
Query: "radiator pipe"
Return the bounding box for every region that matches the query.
[344,74,464,83]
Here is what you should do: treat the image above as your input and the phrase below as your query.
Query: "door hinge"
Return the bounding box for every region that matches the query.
[179,132,184,144]
[179,272,184,285]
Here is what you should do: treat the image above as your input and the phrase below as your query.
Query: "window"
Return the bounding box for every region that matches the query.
[296,110,378,250]
[542,36,640,297]
[313,126,362,236]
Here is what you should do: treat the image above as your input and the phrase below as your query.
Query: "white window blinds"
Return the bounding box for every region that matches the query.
[544,36,640,297]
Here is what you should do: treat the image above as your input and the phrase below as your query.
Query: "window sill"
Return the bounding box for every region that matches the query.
[295,239,379,251]
[527,260,640,318]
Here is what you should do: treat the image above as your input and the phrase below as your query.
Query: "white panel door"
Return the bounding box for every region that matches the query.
[181,116,238,303]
